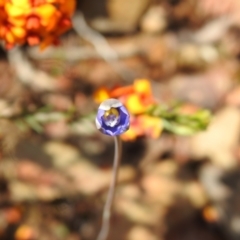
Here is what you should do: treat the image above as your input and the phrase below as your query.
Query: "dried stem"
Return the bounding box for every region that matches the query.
[72,12,136,82]
[96,136,122,240]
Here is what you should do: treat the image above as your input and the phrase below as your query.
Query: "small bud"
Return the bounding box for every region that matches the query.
[96,99,130,136]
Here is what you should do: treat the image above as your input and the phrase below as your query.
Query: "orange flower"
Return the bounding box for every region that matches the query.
[94,79,155,115]
[94,79,162,141]
[0,0,76,49]
[121,115,163,141]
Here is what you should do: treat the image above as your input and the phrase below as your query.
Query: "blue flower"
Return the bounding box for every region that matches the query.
[96,99,130,136]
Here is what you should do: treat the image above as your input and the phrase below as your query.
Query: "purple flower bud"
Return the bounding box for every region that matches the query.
[96,99,130,136]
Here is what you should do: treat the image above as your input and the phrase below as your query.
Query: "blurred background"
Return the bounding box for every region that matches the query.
[1,0,240,239]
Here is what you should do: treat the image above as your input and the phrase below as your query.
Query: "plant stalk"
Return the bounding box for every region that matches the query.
[96,136,122,240]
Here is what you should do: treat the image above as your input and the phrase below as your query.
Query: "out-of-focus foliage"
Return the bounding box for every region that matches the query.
[147,103,211,135]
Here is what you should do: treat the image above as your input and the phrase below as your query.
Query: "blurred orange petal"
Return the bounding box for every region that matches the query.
[60,0,76,15]
[121,117,143,141]
[6,32,15,43]
[35,3,56,20]
[0,26,7,38]
[5,3,27,17]
[94,87,111,103]
[15,225,36,240]
[5,43,14,49]
[55,17,71,35]
[121,115,162,141]
[121,128,138,141]
[11,0,30,7]
[203,205,219,223]
[27,35,40,45]
[8,16,26,27]
[11,26,26,38]
[125,94,149,114]
[39,35,55,49]
[5,207,22,224]
[110,85,134,98]
[139,115,162,139]
[26,16,40,30]
[133,79,152,95]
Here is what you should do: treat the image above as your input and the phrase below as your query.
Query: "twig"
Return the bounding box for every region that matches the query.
[27,44,139,62]
[8,48,56,91]
[96,136,122,240]
[72,12,137,82]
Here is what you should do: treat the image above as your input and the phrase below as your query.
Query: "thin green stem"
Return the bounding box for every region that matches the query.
[96,136,122,240]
